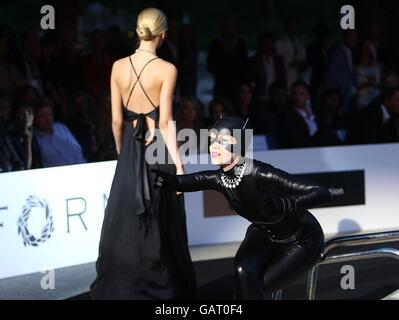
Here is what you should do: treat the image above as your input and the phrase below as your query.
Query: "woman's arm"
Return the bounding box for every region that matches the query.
[110,61,124,155]
[256,163,332,214]
[152,169,219,192]
[158,63,184,174]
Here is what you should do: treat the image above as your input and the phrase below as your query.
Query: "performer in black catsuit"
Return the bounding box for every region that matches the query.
[152,116,332,299]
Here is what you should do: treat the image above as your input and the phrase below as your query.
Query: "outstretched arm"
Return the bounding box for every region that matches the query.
[256,163,332,214]
[152,169,219,193]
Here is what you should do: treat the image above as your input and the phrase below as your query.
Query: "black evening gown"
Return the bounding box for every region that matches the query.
[90,57,196,299]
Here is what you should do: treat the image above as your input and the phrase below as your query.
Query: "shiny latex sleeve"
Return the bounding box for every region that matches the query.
[152,169,219,192]
[255,163,332,215]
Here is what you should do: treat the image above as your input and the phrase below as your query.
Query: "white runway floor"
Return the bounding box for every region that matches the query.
[0,242,240,300]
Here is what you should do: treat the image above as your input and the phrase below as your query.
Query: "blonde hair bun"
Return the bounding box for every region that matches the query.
[136,26,153,41]
[136,8,167,41]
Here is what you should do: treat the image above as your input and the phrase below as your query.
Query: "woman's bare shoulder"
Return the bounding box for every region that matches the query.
[111,55,176,82]
[156,58,177,74]
[112,56,130,70]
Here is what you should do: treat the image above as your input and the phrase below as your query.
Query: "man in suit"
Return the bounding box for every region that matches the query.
[279,81,318,148]
[346,86,399,145]
[245,31,286,103]
[325,29,358,112]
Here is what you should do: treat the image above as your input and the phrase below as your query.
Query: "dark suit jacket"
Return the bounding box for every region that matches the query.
[246,53,286,99]
[279,107,313,149]
[346,103,398,144]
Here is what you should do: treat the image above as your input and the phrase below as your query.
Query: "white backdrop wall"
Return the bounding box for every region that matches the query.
[0,143,398,279]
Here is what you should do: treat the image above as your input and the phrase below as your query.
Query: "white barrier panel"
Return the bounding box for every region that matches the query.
[0,143,399,279]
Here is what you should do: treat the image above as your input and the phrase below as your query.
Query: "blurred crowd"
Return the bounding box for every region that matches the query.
[1,15,399,173]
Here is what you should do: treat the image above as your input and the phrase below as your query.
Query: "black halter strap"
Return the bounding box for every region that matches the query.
[126,56,159,109]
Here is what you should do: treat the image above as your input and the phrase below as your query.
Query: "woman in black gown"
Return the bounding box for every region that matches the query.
[90,8,196,299]
[153,117,332,299]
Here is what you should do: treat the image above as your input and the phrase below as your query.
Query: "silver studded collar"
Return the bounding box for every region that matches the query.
[221,161,247,189]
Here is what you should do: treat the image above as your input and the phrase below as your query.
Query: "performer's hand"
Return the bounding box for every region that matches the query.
[151,169,179,192]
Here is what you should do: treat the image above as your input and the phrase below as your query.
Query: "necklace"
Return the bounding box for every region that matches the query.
[221,162,246,189]
[135,48,157,55]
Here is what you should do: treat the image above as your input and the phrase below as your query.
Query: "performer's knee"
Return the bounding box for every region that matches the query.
[234,261,253,283]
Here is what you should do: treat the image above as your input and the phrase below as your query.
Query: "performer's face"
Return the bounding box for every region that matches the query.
[209,131,238,166]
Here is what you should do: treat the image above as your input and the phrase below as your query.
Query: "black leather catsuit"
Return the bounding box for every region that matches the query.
[154,158,332,299]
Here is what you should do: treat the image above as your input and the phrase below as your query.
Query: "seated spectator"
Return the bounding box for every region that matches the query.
[313,89,347,146]
[234,83,268,135]
[362,70,399,117]
[66,91,98,162]
[9,102,42,169]
[346,86,399,144]
[266,81,290,116]
[176,96,206,154]
[0,97,25,172]
[245,81,291,146]
[235,83,253,118]
[356,41,381,109]
[34,100,86,167]
[245,31,286,103]
[206,97,235,128]
[279,81,318,148]
[176,96,204,131]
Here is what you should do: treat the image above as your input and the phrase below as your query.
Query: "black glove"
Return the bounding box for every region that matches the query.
[151,169,179,192]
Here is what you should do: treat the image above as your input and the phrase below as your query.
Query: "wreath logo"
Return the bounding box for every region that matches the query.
[17,195,54,247]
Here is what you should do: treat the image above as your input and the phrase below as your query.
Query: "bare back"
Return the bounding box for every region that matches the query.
[111,52,177,145]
